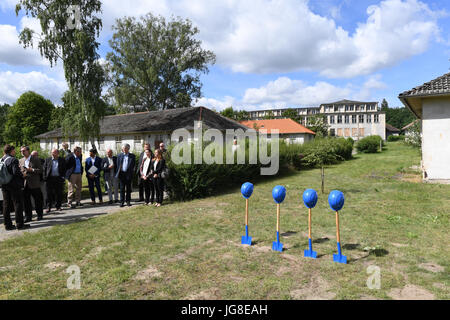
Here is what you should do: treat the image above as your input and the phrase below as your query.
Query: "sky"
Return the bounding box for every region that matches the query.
[0,0,449,111]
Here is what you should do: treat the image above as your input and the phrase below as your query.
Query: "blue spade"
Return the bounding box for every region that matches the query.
[241,182,254,245]
[302,189,318,259]
[272,185,286,252]
[328,190,347,264]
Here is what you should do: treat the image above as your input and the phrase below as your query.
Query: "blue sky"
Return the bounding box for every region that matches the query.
[0,0,449,111]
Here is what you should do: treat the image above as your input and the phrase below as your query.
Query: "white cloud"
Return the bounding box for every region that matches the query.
[198,75,387,111]
[0,71,67,105]
[99,0,443,78]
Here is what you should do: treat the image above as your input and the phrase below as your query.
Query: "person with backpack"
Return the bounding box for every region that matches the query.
[0,145,29,230]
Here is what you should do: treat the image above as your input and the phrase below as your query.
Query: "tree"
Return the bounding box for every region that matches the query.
[220,107,249,121]
[4,91,54,145]
[0,103,11,145]
[381,98,389,111]
[16,0,106,144]
[106,13,216,111]
[282,108,300,123]
[306,114,329,137]
[264,111,274,120]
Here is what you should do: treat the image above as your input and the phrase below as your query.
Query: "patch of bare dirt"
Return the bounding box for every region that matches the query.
[392,243,408,248]
[254,245,272,253]
[45,262,66,270]
[0,265,13,271]
[185,287,221,300]
[419,263,444,273]
[134,265,162,282]
[276,266,292,276]
[433,283,447,290]
[290,276,336,300]
[388,285,435,300]
[125,259,136,266]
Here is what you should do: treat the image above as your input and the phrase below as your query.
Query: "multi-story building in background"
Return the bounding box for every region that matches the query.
[247,99,386,140]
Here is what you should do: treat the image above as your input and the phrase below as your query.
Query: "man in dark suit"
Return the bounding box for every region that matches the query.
[1,145,29,230]
[65,147,83,208]
[102,148,118,205]
[19,146,44,222]
[43,148,66,213]
[85,148,103,205]
[136,143,153,202]
[115,143,135,207]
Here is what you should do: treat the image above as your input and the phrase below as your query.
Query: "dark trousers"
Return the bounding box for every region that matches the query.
[118,172,132,204]
[23,186,44,219]
[138,180,145,201]
[46,176,63,209]
[2,187,24,227]
[154,178,164,204]
[87,176,103,202]
[143,178,155,204]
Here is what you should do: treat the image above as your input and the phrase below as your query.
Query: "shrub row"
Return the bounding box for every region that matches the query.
[166,137,354,201]
[387,135,405,142]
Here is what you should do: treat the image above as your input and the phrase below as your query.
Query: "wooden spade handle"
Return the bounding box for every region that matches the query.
[277,204,280,232]
[245,199,249,226]
[308,208,312,239]
[336,211,340,243]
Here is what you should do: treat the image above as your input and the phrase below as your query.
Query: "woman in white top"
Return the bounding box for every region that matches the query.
[139,149,154,205]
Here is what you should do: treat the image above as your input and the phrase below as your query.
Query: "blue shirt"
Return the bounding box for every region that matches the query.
[122,153,129,172]
[51,158,59,177]
[74,157,81,174]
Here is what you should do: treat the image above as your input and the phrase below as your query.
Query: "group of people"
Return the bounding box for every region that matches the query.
[0,142,167,231]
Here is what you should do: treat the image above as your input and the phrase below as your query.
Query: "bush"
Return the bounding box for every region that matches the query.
[165,137,354,201]
[387,135,405,142]
[347,137,355,147]
[356,135,384,153]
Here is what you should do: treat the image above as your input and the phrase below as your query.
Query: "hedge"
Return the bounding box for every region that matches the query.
[356,135,384,153]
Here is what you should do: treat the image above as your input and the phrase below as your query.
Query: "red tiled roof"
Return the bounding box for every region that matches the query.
[240,119,316,135]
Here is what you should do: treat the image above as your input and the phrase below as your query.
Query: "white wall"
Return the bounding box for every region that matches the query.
[422,97,450,180]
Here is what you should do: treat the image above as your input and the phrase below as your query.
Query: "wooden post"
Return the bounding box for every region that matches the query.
[335,211,340,243]
[245,198,249,226]
[277,204,280,232]
[321,166,325,194]
[308,208,312,239]
[380,140,382,152]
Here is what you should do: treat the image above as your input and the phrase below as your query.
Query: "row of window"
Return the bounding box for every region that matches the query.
[330,128,365,138]
[329,114,379,124]
[325,104,377,112]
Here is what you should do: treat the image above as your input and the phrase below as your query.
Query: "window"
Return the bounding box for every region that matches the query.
[134,135,142,151]
[115,136,122,151]
[99,137,105,151]
[349,105,354,111]
[345,105,349,111]
[337,128,343,137]
[69,138,75,149]
[359,128,365,137]
[360,105,365,111]
[367,115,372,123]
[337,115,342,124]
[374,114,379,123]
[344,128,350,137]
[344,115,350,124]
[352,115,357,124]
[352,128,358,137]
[359,114,364,123]
[329,116,335,124]
[334,106,338,112]
[329,128,336,136]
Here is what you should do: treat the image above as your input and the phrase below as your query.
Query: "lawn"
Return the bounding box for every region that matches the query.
[0,142,448,299]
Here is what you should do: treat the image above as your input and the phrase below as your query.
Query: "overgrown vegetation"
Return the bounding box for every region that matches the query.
[166,137,354,200]
[387,135,405,142]
[356,135,384,153]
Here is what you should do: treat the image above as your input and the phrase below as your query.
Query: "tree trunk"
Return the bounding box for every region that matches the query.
[321,166,325,194]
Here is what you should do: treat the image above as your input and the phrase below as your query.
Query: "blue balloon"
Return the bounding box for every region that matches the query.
[241,182,254,199]
[303,189,318,209]
[272,185,286,204]
[328,190,345,211]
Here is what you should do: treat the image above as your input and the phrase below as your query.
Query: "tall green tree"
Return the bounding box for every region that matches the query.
[4,91,54,145]
[0,103,11,145]
[306,114,329,137]
[16,0,106,144]
[263,111,274,120]
[220,107,249,121]
[381,98,389,111]
[282,108,300,123]
[106,13,216,111]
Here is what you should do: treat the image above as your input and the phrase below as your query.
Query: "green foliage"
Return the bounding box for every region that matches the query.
[106,13,216,111]
[347,137,355,147]
[16,0,106,142]
[0,103,11,145]
[405,121,422,148]
[356,135,384,153]
[263,111,274,120]
[380,99,415,129]
[3,91,54,145]
[387,135,405,142]
[220,107,250,121]
[166,137,353,200]
[306,114,329,137]
[282,108,301,123]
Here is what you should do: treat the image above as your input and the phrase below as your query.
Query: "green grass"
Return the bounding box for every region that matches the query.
[0,142,449,299]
